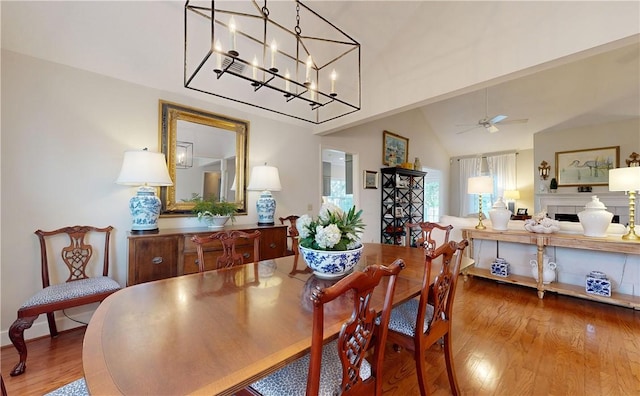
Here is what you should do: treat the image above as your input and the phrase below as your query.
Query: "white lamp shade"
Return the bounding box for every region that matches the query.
[504,190,521,200]
[468,176,493,194]
[609,167,640,192]
[247,165,282,191]
[116,150,173,186]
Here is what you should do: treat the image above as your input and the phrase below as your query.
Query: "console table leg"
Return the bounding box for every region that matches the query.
[537,290,545,299]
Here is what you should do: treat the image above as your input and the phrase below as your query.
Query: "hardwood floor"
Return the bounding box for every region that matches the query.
[2,277,639,395]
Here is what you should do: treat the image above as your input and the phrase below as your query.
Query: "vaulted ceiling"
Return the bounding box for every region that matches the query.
[2,1,639,157]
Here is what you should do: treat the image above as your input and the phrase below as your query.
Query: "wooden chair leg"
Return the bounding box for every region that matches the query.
[443,333,460,396]
[414,346,431,396]
[46,311,58,337]
[8,315,38,376]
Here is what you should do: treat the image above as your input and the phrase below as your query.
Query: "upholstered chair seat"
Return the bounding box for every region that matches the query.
[44,378,88,396]
[20,277,120,309]
[383,299,435,337]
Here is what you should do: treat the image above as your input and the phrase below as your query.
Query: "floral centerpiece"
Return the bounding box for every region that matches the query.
[296,204,365,278]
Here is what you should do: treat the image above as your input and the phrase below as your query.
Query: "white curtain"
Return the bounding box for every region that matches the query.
[459,157,482,216]
[486,153,517,199]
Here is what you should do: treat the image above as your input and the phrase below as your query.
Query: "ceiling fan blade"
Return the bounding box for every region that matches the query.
[456,125,481,135]
[499,118,529,125]
[490,114,508,124]
[487,124,499,133]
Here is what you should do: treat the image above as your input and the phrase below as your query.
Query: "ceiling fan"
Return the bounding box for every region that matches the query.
[456,88,528,134]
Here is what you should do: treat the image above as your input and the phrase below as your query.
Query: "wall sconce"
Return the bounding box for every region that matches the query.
[116,148,173,233]
[625,152,639,167]
[247,164,282,226]
[608,167,640,240]
[176,141,193,169]
[538,160,551,180]
[468,176,494,230]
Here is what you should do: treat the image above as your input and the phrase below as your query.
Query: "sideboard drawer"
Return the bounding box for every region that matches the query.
[127,236,179,286]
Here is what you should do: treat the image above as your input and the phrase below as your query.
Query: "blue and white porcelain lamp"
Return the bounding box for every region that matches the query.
[247,164,282,226]
[116,148,173,233]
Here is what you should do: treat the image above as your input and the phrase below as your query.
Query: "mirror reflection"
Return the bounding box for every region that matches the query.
[159,101,248,215]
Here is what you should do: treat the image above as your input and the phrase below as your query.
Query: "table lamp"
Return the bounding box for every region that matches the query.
[608,166,640,240]
[468,176,493,229]
[116,148,173,233]
[247,164,282,225]
[504,189,521,214]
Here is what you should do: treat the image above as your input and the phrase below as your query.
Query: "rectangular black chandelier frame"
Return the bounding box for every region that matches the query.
[184,0,361,124]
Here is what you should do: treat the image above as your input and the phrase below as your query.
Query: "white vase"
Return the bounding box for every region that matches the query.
[201,215,230,230]
[299,245,363,279]
[578,195,613,237]
[489,197,511,231]
[530,256,557,284]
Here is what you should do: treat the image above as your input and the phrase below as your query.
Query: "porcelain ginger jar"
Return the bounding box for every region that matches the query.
[578,195,613,237]
[489,197,512,231]
[530,255,557,284]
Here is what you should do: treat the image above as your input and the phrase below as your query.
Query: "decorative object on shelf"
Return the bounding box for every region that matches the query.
[187,193,238,229]
[555,146,619,187]
[523,210,560,233]
[363,170,379,189]
[577,195,614,237]
[577,185,592,193]
[297,204,365,278]
[467,176,493,230]
[414,157,422,170]
[248,164,282,225]
[549,177,558,192]
[585,271,612,297]
[625,151,640,167]
[490,258,509,277]
[184,0,360,124]
[116,148,173,233]
[176,141,193,169]
[530,255,557,284]
[503,189,520,213]
[608,166,640,240]
[489,197,511,231]
[383,130,409,166]
[538,160,551,180]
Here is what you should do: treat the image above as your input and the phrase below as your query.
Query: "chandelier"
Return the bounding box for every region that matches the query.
[184,0,361,124]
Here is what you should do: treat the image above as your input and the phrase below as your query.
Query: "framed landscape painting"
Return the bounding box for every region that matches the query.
[555,146,619,186]
[383,130,408,166]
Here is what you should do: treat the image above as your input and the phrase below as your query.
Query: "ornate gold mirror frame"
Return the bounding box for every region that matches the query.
[159,100,248,216]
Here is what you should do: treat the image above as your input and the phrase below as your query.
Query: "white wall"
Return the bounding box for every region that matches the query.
[322,108,451,244]
[0,50,320,345]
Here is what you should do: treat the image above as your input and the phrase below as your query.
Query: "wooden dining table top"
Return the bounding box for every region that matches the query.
[82,243,436,396]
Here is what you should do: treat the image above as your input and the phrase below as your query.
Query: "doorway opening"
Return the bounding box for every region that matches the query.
[321,148,354,212]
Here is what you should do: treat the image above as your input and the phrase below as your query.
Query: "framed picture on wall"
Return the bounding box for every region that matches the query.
[555,146,619,186]
[363,170,379,189]
[382,130,409,166]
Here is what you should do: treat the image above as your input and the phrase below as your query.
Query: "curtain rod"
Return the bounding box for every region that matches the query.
[454,150,519,161]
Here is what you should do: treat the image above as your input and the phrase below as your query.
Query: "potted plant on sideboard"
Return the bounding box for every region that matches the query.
[188,194,237,229]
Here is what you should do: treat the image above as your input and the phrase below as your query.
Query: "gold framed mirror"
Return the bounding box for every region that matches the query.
[159,100,248,216]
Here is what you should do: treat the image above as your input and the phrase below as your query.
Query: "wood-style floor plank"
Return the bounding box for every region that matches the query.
[2,277,639,395]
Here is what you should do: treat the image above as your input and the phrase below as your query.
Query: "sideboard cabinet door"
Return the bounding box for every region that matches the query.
[128,236,179,286]
[259,226,287,259]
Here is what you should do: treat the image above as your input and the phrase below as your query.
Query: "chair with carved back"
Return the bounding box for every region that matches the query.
[385,239,469,396]
[279,215,300,255]
[8,225,121,376]
[191,230,261,272]
[406,222,453,250]
[244,259,405,396]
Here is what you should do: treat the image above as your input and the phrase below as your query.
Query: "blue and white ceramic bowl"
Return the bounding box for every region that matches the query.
[299,245,363,279]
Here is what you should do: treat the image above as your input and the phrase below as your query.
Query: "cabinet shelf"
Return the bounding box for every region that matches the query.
[380,167,426,246]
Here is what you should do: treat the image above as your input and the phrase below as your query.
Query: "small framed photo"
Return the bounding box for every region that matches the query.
[383,130,409,166]
[363,170,379,189]
[517,208,528,215]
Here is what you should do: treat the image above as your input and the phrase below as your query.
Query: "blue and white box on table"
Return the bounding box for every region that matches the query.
[490,258,509,277]
[586,271,611,297]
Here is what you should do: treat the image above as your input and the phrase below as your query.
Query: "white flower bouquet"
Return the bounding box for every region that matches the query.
[297,203,365,251]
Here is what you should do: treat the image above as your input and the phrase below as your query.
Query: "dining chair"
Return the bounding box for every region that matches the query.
[43,378,88,396]
[385,239,469,396]
[406,222,453,250]
[279,215,300,255]
[245,259,405,396]
[8,226,121,376]
[191,230,261,272]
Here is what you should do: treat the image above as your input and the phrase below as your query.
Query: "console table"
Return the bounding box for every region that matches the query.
[462,228,640,310]
[127,224,288,285]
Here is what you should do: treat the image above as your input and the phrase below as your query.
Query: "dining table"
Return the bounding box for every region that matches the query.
[82,243,460,395]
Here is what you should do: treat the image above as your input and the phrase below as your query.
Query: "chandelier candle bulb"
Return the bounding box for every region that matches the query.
[270,40,277,70]
[285,70,290,92]
[228,17,237,54]
[252,56,258,80]
[214,40,222,71]
[310,81,316,101]
[305,55,312,84]
[330,69,337,95]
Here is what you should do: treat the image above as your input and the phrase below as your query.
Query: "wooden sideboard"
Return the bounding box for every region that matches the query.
[127,224,288,286]
[462,228,640,310]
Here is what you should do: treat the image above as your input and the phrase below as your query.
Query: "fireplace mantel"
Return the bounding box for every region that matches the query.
[537,192,632,226]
